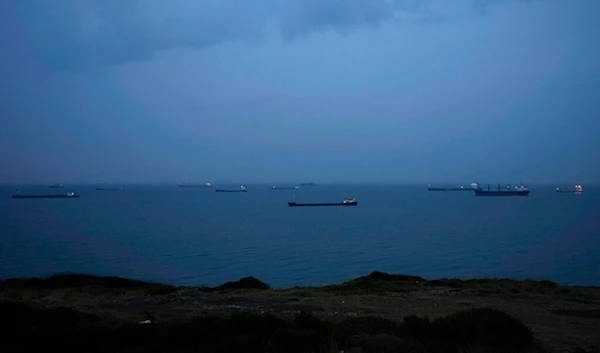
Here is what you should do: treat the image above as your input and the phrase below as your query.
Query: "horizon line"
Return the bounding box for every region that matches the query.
[1,181,598,186]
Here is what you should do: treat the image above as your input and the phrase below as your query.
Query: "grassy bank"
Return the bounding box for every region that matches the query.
[1,272,599,353]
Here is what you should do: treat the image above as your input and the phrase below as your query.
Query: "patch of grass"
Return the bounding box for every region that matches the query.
[430,308,537,352]
[425,278,560,294]
[0,300,543,353]
[335,316,400,347]
[426,279,466,289]
[553,309,600,318]
[285,289,314,297]
[356,333,405,353]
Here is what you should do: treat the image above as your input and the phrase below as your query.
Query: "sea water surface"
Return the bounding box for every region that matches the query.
[1,184,599,287]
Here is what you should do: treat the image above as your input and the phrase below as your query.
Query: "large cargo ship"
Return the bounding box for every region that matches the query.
[272,185,299,190]
[473,183,530,196]
[288,197,357,207]
[215,185,248,193]
[179,182,212,188]
[428,182,478,191]
[13,192,80,199]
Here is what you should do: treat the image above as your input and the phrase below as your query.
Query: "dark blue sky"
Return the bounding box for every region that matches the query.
[1,0,598,184]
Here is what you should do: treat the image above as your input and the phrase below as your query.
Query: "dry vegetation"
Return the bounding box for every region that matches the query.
[1,271,599,353]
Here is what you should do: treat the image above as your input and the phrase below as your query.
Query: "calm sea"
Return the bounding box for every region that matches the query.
[1,184,599,287]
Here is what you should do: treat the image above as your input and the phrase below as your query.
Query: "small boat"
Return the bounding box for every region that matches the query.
[48,183,64,188]
[474,183,530,196]
[271,186,299,190]
[288,197,358,207]
[216,185,248,193]
[13,192,80,199]
[556,184,583,193]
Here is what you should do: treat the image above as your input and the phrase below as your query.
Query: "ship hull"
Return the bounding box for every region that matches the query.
[288,202,357,207]
[428,188,472,191]
[179,185,212,188]
[13,194,80,199]
[556,190,582,193]
[474,190,530,196]
[215,189,247,193]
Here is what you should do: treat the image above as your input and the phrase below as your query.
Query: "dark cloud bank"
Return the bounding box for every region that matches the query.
[2,0,541,70]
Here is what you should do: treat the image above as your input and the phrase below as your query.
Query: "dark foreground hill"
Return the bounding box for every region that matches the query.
[1,271,598,353]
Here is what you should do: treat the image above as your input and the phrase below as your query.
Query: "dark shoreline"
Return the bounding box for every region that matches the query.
[2,270,598,290]
[2,271,599,353]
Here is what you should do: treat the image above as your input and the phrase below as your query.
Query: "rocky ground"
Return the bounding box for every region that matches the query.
[1,272,599,353]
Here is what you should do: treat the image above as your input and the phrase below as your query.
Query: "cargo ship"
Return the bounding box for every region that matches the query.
[179,182,212,188]
[215,185,248,193]
[13,191,80,199]
[288,197,357,207]
[271,185,300,190]
[556,184,583,193]
[48,183,63,188]
[473,183,530,196]
[96,187,124,191]
[428,182,478,191]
